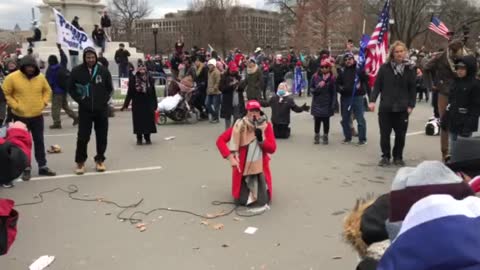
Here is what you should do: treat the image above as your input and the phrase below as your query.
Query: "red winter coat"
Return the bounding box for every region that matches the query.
[216,123,277,200]
[0,128,32,163]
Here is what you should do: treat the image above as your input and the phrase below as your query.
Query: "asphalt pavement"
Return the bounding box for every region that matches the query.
[0,97,440,270]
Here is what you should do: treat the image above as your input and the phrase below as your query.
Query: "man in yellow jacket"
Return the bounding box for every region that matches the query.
[2,56,56,180]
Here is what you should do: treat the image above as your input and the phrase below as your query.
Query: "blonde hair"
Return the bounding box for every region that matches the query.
[388,41,408,62]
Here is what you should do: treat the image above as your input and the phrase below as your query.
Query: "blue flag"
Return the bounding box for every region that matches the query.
[294,66,304,95]
[349,34,371,110]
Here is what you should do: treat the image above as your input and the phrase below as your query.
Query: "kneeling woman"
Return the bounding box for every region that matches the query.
[216,100,277,206]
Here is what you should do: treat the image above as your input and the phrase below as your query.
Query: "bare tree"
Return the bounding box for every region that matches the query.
[109,0,152,43]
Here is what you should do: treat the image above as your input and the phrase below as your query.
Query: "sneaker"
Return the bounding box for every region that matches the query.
[342,139,352,145]
[322,135,329,145]
[357,141,367,146]
[393,159,406,167]
[2,182,14,188]
[73,118,79,126]
[378,158,391,167]
[96,162,106,172]
[49,124,62,129]
[22,168,32,181]
[314,134,320,145]
[39,167,56,176]
[75,163,86,175]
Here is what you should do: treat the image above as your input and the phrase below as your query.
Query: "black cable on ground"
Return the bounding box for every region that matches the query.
[14,185,267,225]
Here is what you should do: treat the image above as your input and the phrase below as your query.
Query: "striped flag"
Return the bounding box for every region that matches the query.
[365,0,390,88]
[429,16,450,40]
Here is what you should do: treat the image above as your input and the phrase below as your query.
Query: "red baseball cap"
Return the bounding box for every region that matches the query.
[246,100,261,111]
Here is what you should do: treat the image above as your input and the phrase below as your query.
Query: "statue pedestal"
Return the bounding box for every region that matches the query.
[21,0,144,76]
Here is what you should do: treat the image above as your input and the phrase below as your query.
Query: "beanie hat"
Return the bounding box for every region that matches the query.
[378,195,480,270]
[0,141,28,184]
[207,58,217,67]
[228,61,238,73]
[389,161,474,222]
[249,57,256,64]
[48,55,59,66]
[320,59,332,68]
[296,60,302,67]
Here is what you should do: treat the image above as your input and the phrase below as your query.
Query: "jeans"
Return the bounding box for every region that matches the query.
[75,109,109,163]
[341,96,367,142]
[51,93,78,125]
[379,112,409,160]
[12,114,47,167]
[119,64,129,78]
[70,55,80,69]
[205,95,220,120]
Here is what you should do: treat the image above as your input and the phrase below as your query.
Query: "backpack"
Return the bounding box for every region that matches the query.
[425,117,440,136]
[0,199,18,255]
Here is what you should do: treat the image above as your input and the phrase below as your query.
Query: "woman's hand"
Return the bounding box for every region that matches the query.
[319,81,326,88]
[229,154,241,173]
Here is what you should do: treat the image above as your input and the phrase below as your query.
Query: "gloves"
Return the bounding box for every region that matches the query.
[301,103,310,112]
[255,128,263,143]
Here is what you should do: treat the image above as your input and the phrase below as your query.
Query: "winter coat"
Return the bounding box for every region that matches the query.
[123,73,158,135]
[1,57,51,118]
[265,95,304,125]
[114,49,130,65]
[446,55,480,136]
[68,51,113,112]
[207,67,221,95]
[195,64,208,95]
[245,65,263,100]
[371,62,416,113]
[336,65,369,97]
[216,122,276,200]
[92,29,106,43]
[310,73,336,118]
[271,63,288,83]
[46,64,70,95]
[219,72,243,119]
[101,15,111,28]
[424,51,458,96]
[0,127,31,183]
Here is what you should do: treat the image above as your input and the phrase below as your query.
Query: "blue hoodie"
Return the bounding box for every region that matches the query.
[46,64,65,94]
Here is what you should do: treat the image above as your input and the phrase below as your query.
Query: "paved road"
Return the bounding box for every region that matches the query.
[0,97,439,270]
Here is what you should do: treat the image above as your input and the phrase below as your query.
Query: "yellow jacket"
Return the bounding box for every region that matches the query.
[2,70,52,118]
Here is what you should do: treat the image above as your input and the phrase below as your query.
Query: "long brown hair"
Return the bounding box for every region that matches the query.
[388,41,408,62]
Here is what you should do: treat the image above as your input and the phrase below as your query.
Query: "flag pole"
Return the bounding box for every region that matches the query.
[362,19,366,35]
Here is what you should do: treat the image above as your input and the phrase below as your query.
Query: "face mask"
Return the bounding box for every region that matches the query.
[277,90,286,96]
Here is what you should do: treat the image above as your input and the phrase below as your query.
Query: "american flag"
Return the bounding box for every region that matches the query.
[365,0,390,88]
[429,16,450,40]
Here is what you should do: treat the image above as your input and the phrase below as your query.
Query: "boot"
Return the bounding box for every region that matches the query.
[49,123,62,129]
[314,133,320,144]
[72,117,79,126]
[322,134,329,145]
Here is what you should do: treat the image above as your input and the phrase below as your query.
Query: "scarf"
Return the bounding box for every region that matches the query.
[391,61,406,76]
[135,72,148,93]
[228,116,267,176]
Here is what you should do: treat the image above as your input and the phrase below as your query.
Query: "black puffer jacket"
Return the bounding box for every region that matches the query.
[446,55,480,136]
[266,95,304,125]
[68,49,113,112]
[336,65,369,97]
[371,62,416,113]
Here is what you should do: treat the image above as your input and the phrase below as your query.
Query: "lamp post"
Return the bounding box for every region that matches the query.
[152,23,159,55]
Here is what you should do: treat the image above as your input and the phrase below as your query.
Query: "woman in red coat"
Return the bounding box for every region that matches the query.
[216,100,277,206]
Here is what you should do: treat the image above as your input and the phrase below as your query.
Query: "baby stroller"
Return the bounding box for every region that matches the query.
[157,80,199,125]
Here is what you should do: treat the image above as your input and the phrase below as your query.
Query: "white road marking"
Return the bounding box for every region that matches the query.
[45,133,76,137]
[406,131,424,137]
[29,166,163,181]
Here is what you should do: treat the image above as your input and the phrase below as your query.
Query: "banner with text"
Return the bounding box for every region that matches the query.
[53,8,94,51]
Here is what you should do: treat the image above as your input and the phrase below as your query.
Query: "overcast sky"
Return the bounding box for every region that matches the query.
[0,0,274,30]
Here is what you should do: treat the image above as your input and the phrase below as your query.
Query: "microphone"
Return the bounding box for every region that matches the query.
[252,115,257,128]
